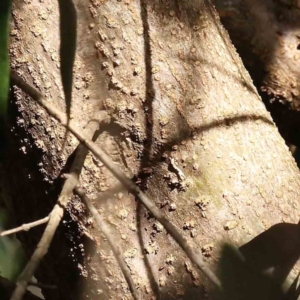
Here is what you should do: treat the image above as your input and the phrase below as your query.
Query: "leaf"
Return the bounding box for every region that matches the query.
[58,0,77,122]
[0,0,12,158]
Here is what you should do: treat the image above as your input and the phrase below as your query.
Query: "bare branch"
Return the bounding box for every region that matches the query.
[10,116,102,300]
[75,187,141,300]
[28,281,57,290]
[0,217,49,237]
[10,71,221,289]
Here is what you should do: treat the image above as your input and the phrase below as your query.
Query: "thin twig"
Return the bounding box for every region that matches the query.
[0,217,49,237]
[28,281,57,290]
[10,71,221,289]
[10,115,102,300]
[0,276,41,300]
[75,188,140,300]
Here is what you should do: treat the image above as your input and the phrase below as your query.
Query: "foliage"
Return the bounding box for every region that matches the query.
[0,0,12,158]
[0,209,24,281]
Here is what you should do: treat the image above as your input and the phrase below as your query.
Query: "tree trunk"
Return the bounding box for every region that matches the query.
[214,0,300,148]
[5,0,300,299]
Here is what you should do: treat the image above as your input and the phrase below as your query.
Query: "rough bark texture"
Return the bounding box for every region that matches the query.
[5,0,300,299]
[213,0,300,148]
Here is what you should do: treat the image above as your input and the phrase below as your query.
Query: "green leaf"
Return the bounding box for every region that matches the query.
[0,0,12,158]
[58,0,77,122]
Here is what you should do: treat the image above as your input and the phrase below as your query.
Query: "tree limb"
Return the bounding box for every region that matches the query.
[10,71,221,289]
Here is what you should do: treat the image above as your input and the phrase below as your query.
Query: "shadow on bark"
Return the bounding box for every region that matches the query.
[214,0,300,148]
[216,243,285,300]
[159,224,300,299]
[240,223,300,295]
[136,0,160,297]
[212,223,300,300]
[126,113,275,178]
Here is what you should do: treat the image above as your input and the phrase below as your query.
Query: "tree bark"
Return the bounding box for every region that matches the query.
[5,0,300,299]
[214,0,300,147]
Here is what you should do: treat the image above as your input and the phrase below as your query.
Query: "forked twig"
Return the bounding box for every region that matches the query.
[0,216,49,237]
[10,71,221,289]
[10,115,103,300]
[75,187,141,300]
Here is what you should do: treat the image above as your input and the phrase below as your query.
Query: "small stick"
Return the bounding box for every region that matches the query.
[75,187,140,300]
[0,217,49,237]
[28,281,57,290]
